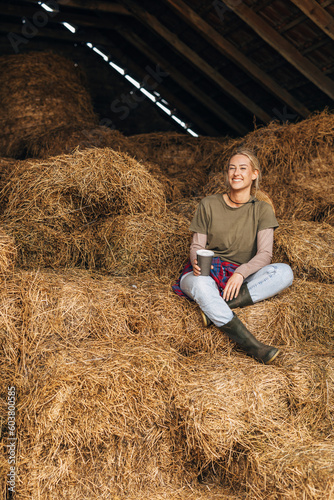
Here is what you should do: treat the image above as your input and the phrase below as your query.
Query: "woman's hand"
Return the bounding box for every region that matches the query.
[223,272,244,301]
[193,258,202,276]
[193,259,213,277]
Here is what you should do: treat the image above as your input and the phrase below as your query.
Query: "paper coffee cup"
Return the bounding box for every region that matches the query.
[196,249,214,276]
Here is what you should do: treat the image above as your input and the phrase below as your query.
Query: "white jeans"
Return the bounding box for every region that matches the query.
[180,263,294,327]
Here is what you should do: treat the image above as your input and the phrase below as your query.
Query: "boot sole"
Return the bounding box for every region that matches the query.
[264,348,280,365]
[200,310,212,327]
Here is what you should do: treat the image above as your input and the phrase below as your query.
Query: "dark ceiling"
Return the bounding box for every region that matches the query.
[0,0,334,137]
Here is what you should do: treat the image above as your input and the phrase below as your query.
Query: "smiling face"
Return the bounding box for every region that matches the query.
[227,154,259,193]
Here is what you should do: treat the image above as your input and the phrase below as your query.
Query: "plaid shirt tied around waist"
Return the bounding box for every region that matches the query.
[172,257,239,301]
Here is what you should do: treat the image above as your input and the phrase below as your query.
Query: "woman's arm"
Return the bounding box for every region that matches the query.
[223,228,274,300]
[236,228,274,279]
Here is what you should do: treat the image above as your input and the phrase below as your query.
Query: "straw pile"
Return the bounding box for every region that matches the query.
[0,147,167,269]
[26,126,130,159]
[273,219,334,283]
[96,211,191,276]
[1,77,334,498]
[208,110,334,177]
[125,132,229,198]
[0,51,99,158]
[0,226,17,277]
[203,110,334,222]
[1,269,333,499]
[175,351,334,498]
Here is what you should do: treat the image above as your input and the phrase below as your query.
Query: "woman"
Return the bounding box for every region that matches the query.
[172,147,293,364]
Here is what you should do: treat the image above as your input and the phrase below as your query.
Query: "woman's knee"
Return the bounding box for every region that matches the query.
[272,263,294,288]
[180,274,218,301]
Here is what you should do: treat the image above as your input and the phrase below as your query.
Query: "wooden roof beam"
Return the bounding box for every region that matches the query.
[105,43,220,136]
[0,3,121,30]
[164,0,311,118]
[1,21,109,45]
[223,0,334,100]
[289,0,334,41]
[120,0,272,125]
[119,30,249,135]
[17,0,131,15]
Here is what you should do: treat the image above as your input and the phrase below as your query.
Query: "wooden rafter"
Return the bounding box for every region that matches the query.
[223,0,334,100]
[120,0,272,125]
[163,0,311,118]
[120,30,249,135]
[0,3,122,30]
[105,41,220,136]
[57,0,130,14]
[18,0,131,15]
[289,0,334,41]
[1,21,109,45]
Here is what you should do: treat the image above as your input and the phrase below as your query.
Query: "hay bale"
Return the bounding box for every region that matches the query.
[209,110,334,177]
[168,197,202,222]
[27,128,194,201]
[0,51,98,158]
[0,269,195,498]
[96,211,191,277]
[0,148,166,268]
[1,268,334,498]
[247,438,334,499]
[0,226,16,276]
[127,132,228,198]
[237,279,334,350]
[174,351,334,498]
[2,147,165,217]
[13,341,190,498]
[202,111,334,222]
[273,220,334,283]
[26,126,130,159]
[2,221,98,269]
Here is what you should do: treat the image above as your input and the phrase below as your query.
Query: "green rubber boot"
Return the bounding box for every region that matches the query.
[225,283,253,309]
[220,314,279,364]
[200,284,254,327]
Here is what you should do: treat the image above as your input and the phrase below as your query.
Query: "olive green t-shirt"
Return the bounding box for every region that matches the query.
[189,194,278,265]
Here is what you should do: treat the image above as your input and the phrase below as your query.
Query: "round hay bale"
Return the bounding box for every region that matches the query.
[2,148,165,217]
[273,219,334,283]
[96,211,191,277]
[0,148,166,268]
[26,126,130,159]
[0,51,99,158]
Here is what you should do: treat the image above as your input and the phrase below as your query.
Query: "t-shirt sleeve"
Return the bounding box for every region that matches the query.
[189,200,209,234]
[257,202,279,232]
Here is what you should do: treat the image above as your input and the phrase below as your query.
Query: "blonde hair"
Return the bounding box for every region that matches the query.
[225,147,262,193]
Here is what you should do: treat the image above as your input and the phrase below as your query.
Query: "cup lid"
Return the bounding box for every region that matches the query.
[196,249,214,256]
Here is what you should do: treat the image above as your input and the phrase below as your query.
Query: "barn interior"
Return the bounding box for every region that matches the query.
[0,1,334,499]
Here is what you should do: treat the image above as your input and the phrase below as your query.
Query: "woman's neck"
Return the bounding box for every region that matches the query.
[225,189,252,208]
